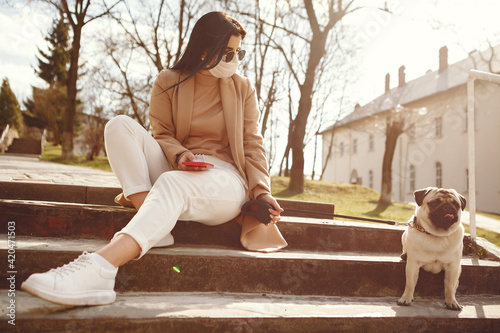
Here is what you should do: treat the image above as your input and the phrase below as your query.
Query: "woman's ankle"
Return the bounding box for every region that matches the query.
[96,234,141,267]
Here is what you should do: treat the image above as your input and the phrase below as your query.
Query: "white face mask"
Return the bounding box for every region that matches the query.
[209,56,239,78]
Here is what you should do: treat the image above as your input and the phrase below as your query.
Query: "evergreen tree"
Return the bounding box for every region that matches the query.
[36,13,70,87]
[24,14,70,144]
[0,78,23,133]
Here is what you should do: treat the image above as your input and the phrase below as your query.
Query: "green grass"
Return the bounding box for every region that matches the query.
[39,148,500,247]
[466,212,500,247]
[40,144,112,172]
[271,177,415,223]
[478,211,500,221]
[464,225,500,247]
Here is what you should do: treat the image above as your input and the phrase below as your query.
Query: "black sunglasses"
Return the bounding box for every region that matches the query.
[222,49,246,63]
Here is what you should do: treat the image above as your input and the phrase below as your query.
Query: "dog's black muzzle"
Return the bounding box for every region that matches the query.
[429,203,459,229]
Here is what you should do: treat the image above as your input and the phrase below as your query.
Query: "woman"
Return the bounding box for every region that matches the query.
[21,11,283,306]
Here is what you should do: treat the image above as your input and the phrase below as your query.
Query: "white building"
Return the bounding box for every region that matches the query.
[320,45,500,214]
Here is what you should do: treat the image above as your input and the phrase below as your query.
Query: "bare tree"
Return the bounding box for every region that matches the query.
[92,37,152,127]
[105,0,208,73]
[246,1,282,139]
[90,0,210,125]
[222,0,285,172]
[278,73,295,177]
[378,108,405,205]
[82,105,107,160]
[270,0,361,192]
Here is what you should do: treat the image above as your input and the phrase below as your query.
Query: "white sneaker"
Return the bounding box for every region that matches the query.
[21,251,118,306]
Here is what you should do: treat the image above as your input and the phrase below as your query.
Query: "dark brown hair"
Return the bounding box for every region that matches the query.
[167,12,246,89]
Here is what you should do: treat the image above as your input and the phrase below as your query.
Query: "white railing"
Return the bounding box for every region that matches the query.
[0,124,10,153]
[467,69,500,240]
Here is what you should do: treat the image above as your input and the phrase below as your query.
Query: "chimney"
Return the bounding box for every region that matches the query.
[439,46,448,73]
[385,73,390,93]
[398,65,405,87]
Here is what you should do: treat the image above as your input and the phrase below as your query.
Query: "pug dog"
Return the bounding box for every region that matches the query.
[398,187,467,311]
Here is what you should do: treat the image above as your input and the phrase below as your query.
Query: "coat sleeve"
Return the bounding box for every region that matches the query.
[241,77,271,199]
[148,71,188,167]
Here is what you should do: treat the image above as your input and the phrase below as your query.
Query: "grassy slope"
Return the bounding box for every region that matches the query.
[271,177,415,223]
[40,144,112,172]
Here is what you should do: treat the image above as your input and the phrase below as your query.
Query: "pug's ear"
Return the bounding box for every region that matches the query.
[450,189,467,211]
[414,187,433,206]
[458,194,467,211]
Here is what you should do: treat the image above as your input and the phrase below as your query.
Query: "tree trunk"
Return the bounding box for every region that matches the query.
[288,95,309,192]
[61,26,82,160]
[287,33,325,193]
[378,118,404,205]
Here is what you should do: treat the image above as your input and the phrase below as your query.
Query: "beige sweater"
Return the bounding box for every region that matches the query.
[183,71,233,164]
[148,69,270,199]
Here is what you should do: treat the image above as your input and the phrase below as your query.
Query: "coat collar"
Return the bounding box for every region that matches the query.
[220,77,238,150]
[220,77,246,178]
[175,73,194,144]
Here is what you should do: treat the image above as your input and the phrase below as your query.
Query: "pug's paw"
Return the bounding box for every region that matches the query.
[445,299,463,311]
[397,295,413,306]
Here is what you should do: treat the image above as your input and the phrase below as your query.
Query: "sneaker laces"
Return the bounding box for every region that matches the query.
[49,251,93,277]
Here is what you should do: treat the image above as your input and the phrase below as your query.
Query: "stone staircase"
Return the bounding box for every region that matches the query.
[4,138,42,155]
[0,181,499,332]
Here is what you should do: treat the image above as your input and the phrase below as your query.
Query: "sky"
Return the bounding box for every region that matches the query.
[0,2,52,102]
[351,0,500,105]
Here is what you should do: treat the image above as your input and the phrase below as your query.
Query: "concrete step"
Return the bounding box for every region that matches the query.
[0,199,405,253]
[4,138,42,155]
[2,236,499,297]
[2,290,499,332]
[0,180,337,218]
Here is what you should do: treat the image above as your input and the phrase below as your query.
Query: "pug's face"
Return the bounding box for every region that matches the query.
[414,187,467,236]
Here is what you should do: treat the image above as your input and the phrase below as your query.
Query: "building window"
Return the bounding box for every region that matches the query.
[368,170,373,188]
[350,169,359,184]
[352,139,357,154]
[436,162,442,188]
[369,134,374,151]
[435,117,443,138]
[339,142,344,157]
[409,164,416,192]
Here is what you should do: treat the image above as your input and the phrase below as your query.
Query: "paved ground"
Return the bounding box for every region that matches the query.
[1,153,499,234]
[0,154,119,187]
[8,291,500,321]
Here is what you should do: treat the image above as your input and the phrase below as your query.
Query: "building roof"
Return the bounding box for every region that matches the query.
[320,44,500,134]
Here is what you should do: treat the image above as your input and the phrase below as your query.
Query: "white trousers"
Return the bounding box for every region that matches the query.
[104,115,248,258]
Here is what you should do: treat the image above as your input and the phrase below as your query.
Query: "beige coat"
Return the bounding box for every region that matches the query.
[149,69,270,199]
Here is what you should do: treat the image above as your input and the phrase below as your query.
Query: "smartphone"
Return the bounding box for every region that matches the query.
[182,161,214,168]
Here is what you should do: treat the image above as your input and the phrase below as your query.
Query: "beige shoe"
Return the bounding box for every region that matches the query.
[114,192,135,208]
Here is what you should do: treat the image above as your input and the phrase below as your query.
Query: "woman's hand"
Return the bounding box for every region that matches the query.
[177,151,208,171]
[256,193,284,224]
